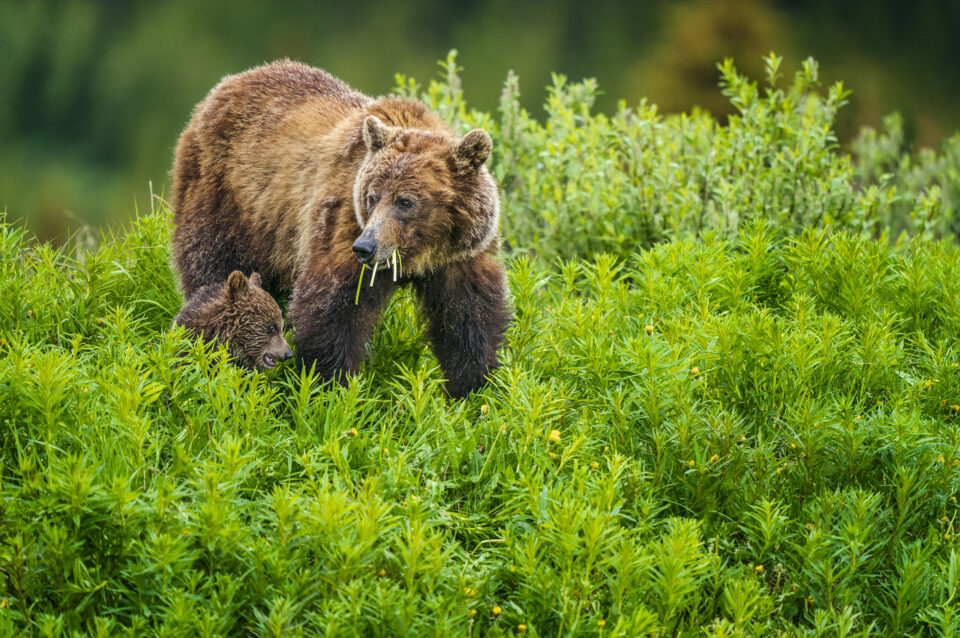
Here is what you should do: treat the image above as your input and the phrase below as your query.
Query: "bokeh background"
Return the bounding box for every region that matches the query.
[2,0,958,242]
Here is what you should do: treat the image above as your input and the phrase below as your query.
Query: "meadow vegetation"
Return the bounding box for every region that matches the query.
[2,53,960,636]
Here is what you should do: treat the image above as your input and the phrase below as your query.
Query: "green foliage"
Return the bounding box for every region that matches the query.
[407,51,956,260]
[851,111,960,237]
[3,52,960,635]
[4,207,960,635]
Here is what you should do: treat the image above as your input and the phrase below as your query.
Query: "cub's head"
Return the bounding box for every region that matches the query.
[224,271,293,370]
[351,114,499,275]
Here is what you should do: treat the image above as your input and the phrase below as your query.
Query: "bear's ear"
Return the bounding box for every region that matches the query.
[454,129,492,170]
[362,115,393,152]
[249,272,263,288]
[226,270,249,301]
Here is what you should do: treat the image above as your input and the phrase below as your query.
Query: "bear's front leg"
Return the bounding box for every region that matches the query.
[413,253,511,398]
[289,260,395,385]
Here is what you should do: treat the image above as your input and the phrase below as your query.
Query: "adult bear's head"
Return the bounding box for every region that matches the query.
[351,113,499,275]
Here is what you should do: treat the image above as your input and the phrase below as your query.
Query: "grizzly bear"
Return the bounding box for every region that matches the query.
[171,60,510,397]
[172,270,293,370]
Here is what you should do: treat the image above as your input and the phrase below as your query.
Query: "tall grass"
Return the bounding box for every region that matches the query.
[3,209,960,635]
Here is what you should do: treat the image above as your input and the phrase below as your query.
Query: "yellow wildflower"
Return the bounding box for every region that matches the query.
[597,619,606,627]
[549,429,561,443]
[468,609,477,617]
[691,366,700,376]
[645,324,654,335]
[688,460,696,467]
[518,625,527,632]
[480,404,489,415]
[492,606,502,615]
[710,454,719,462]
[755,564,764,572]
[591,462,599,469]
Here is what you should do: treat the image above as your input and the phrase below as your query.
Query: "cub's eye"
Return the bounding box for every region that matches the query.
[367,195,379,208]
[267,324,278,335]
[396,197,414,209]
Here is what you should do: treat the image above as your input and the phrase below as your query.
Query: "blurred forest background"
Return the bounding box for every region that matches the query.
[2,0,958,242]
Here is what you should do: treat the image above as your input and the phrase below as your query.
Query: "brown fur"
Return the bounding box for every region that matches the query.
[172,271,293,370]
[171,60,509,397]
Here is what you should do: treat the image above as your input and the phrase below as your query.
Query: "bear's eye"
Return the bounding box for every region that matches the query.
[395,197,414,209]
[367,195,379,208]
[267,324,278,335]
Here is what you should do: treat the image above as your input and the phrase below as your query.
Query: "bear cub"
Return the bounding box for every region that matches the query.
[173,270,293,370]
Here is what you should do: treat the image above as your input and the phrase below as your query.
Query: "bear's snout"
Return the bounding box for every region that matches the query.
[262,340,294,369]
[352,234,378,264]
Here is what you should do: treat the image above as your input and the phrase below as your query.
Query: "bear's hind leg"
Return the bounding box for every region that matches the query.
[172,188,264,297]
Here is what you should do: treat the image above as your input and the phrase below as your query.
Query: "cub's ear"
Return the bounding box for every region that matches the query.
[226,270,248,301]
[249,272,263,288]
[362,115,393,152]
[454,129,492,170]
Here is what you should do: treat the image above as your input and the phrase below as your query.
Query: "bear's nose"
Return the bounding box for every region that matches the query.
[283,348,294,361]
[352,236,377,264]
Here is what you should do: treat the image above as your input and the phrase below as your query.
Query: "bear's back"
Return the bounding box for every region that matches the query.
[192,60,369,150]
[172,281,227,336]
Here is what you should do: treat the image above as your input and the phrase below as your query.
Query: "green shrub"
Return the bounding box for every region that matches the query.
[851,111,960,238]
[3,209,960,635]
[406,51,956,260]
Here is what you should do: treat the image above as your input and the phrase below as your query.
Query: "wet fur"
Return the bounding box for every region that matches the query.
[171,60,509,396]
[172,271,290,370]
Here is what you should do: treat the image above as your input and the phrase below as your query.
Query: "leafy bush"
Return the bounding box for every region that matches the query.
[851,111,960,238]
[3,209,960,635]
[406,51,956,260]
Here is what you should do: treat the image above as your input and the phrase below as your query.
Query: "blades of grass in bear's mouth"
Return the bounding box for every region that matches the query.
[392,249,398,281]
[354,263,366,305]
[369,261,378,287]
[397,250,402,279]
